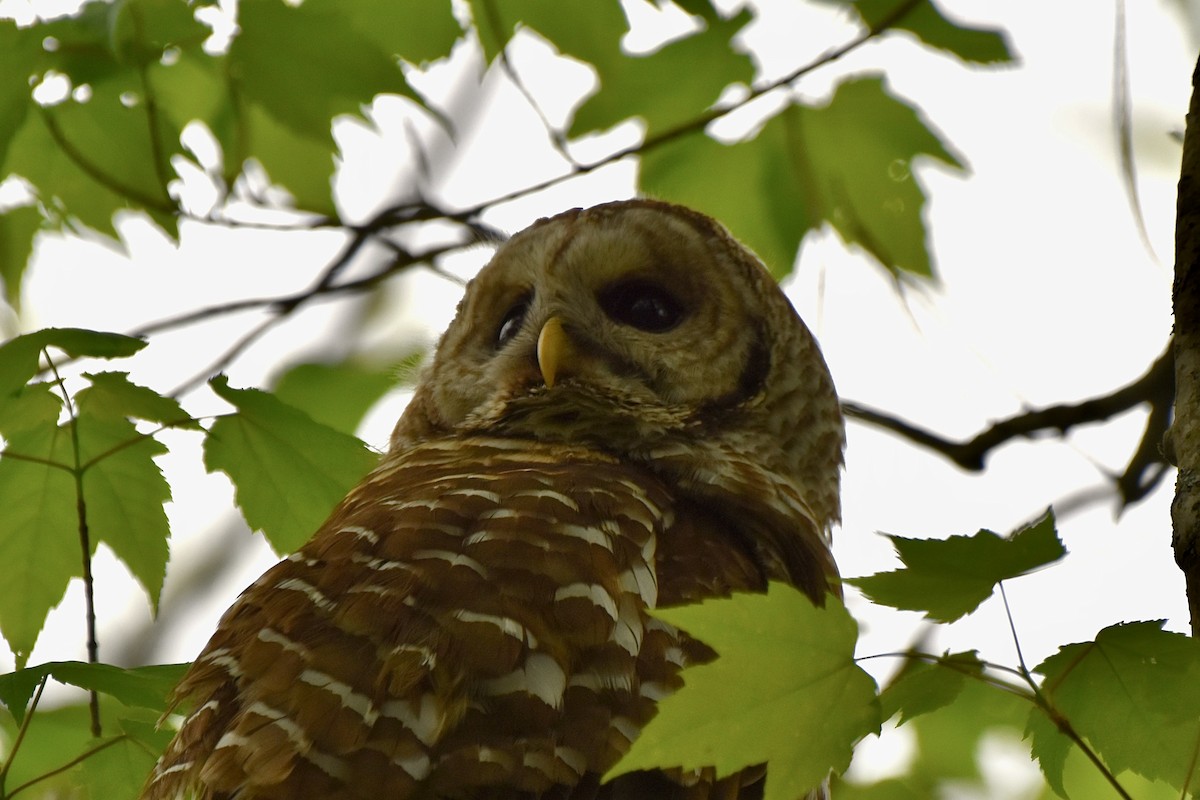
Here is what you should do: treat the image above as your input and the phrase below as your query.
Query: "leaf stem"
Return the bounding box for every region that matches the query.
[6,735,130,799]
[45,351,102,738]
[998,583,1133,800]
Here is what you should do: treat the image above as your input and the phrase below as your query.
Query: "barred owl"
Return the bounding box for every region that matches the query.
[141,199,844,800]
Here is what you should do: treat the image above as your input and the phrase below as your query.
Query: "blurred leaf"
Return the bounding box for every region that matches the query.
[0,204,43,310]
[0,19,41,169]
[830,776,925,800]
[908,671,1030,784]
[1032,621,1200,790]
[880,651,985,726]
[642,75,963,280]
[227,0,426,213]
[0,661,188,724]
[469,0,626,66]
[108,0,211,67]
[306,0,461,65]
[641,113,811,279]
[0,703,96,795]
[0,328,145,397]
[0,697,165,796]
[203,375,378,552]
[607,584,879,800]
[272,360,404,437]
[848,510,1063,622]
[242,99,338,214]
[74,731,161,800]
[9,74,182,238]
[818,0,1013,64]
[571,10,754,138]
[0,382,61,440]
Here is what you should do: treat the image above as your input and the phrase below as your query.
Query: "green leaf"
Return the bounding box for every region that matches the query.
[75,730,163,800]
[641,75,964,280]
[0,204,42,310]
[0,379,62,440]
[468,0,627,66]
[0,698,167,796]
[0,419,78,666]
[74,716,179,798]
[607,584,880,800]
[570,10,754,139]
[0,19,42,170]
[227,0,423,212]
[80,371,199,429]
[0,327,145,397]
[8,74,182,238]
[203,376,378,553]
[0,661,188,723]
[1025,707,1074,799]
[1032,620,1200,789]
[242,99,338,214]
[0,703,97,794]
[305,0,461,66]
[847,510,1064,622]
[818,0,1012,64]
[272,360,404,437]
[879,651,984,726]
[829,776,925,800]
[74,397,172,612]
[108,0,211,67]
[907,674,1031,786]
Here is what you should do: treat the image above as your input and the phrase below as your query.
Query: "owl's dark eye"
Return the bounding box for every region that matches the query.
[495,297,530,348]
[598,280,685,333]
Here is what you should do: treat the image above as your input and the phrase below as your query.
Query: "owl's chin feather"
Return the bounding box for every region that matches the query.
[466,381,695,449]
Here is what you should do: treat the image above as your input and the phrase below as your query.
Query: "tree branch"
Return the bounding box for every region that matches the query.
[1171,51,1200,636]
[845,343,1173,506]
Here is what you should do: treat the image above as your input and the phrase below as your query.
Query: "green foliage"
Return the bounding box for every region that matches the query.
[271,358,413,437]
[0,2,1184,800]
[878,650,985,725]
[0,661,187,724]
[608,585,880,800]
[1031,621,1200,792]
[818,0,1012,64]
[203,375,379,553]
[848,510,1065,621]
[642,75,964,278]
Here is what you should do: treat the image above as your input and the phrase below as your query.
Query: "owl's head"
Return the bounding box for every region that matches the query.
[394,200,844,530]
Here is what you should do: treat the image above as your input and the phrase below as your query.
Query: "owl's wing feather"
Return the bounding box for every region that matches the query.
[144,439,794,800]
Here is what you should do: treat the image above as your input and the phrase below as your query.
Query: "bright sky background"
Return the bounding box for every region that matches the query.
[0,0,1195,795]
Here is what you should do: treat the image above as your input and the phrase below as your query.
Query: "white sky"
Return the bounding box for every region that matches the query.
[0,0,1195,794]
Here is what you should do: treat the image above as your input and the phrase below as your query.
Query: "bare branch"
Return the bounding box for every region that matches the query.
[845,343,1173,506]
[448,0,928,221]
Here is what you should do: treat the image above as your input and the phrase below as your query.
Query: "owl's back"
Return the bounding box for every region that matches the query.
[143,437,804,800]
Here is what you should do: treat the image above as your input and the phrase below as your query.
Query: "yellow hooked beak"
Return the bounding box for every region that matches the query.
[536,317,575,388]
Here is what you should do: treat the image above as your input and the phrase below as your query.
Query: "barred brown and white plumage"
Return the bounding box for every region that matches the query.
[141,200,844,800]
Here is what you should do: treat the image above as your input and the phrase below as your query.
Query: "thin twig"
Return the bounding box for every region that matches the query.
[38,107,175,215]
[0,675,49,795]
[45,352,102,739]
[999,583,1135,800]
[863,642,1135,800]
[448,0,928,221]
[6,735,131,799]
[843,343,1174,497]
[168,315,282,398]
